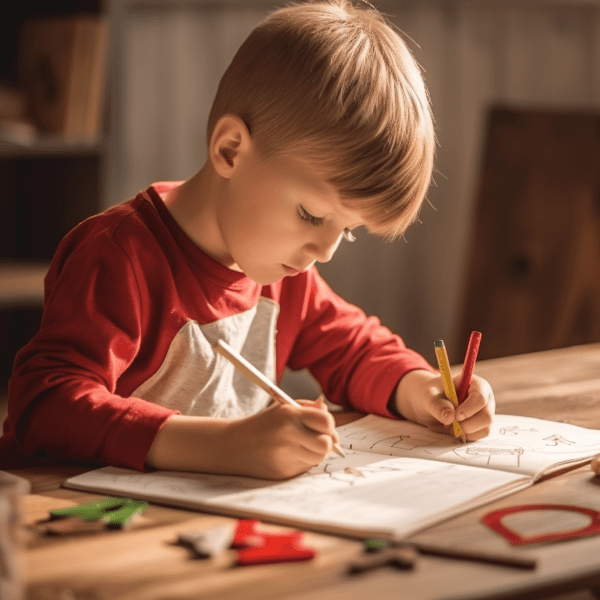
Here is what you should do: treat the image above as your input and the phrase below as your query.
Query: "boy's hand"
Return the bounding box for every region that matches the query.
[394,369,495,441]
[228,399,339,480]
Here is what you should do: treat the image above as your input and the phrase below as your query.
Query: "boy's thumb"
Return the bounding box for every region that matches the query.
[435,398,457,426]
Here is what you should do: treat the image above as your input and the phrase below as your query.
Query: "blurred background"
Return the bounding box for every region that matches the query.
[1,0,600,408]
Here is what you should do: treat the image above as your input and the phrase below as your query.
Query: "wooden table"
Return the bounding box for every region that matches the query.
[8,343,600,600]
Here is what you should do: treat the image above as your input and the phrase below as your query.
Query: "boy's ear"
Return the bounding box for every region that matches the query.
[209,115,251,178]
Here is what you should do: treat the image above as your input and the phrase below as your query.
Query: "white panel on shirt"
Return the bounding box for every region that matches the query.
[132,297,280,419]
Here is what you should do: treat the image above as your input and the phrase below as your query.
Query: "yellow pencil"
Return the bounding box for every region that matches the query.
[434,340,465,442]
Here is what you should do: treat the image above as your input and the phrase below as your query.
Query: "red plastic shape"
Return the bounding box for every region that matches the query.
[483,503,600,545]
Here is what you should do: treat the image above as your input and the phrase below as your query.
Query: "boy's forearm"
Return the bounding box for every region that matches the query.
[145,414,234,473]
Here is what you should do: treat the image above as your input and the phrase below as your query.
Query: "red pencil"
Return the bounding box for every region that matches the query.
[457,331,482,405]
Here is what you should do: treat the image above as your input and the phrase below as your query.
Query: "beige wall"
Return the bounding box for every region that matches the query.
[107,0,600,364]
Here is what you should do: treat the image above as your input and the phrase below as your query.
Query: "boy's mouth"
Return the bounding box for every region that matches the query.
[283,265,303,276]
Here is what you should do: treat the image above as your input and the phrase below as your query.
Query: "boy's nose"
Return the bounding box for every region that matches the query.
[304,231,343,263]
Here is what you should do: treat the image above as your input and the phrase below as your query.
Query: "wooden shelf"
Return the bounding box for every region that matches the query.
[0,134,107,158]
[0,262,48,307]
[0,2,109,392]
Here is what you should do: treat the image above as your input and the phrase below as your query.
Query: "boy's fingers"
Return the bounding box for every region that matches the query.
[455,390,488,421]
[591,455,600,475]
[299,432,333,457]
[429,396,456,426]
[459,410,492,437]
[463,425,492,442]
[298,406,336,435]
[296,399,318,407]
[297,437,330,462]
[316,393,327,408]
[296,398,328,410]
[455,375,496,420]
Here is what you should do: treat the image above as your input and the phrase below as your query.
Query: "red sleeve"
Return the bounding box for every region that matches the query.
[281,268,435,418]
[5,231,176,470]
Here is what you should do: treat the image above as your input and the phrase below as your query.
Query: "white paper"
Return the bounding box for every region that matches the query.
[337,414,600,478]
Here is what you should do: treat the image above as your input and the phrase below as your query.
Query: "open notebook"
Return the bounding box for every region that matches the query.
[64,414,600,539]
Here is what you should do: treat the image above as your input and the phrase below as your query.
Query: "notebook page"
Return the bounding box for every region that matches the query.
[65,451,529,539]
[336,414,600,479]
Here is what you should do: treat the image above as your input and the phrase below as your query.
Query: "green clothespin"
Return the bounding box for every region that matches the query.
[49,497,148,529]
[364,538,390,552]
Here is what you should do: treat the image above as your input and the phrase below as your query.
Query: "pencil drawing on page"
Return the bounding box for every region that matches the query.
[369,432,441,453]
[499,425,538,435]
[453,444,527,467]
[335,414,600,477]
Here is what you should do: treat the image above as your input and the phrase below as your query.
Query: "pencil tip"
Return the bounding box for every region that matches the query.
[334,443,346,457]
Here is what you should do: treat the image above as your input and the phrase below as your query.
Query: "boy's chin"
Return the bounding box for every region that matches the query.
[238,262,301,286]
[242,270,285,287]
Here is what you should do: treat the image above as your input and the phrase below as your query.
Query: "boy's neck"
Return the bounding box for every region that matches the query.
[161,164,241,271]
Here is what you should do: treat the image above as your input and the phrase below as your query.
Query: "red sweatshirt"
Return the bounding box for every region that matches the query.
[0,183,433,470]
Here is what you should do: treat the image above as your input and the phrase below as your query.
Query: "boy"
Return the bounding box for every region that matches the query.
[0,0,494,478]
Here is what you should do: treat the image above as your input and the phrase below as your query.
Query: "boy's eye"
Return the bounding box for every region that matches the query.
[298,205,324,226]
[298,205,357,242]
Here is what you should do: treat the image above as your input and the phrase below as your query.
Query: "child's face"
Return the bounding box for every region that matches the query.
[218,150,363,286]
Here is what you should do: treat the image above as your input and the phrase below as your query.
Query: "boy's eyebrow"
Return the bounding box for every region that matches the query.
[281,154,335,195]
[302,192,363,227]
[296,171,334,198]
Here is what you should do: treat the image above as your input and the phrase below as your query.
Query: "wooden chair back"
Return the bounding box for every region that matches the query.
[457,106,600,359]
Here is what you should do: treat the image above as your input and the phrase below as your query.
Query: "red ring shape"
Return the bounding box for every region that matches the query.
[482,504,600,545]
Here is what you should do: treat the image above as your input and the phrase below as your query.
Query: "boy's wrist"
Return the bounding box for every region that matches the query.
[393,369,438,421]
[145,414,233,473]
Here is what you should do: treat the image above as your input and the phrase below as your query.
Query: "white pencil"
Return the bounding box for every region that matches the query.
[214,339,345,457]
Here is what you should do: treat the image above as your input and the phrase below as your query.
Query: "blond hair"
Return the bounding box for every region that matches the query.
[207,0,435,239]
